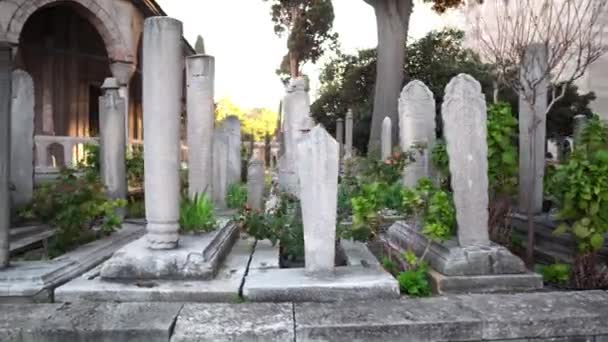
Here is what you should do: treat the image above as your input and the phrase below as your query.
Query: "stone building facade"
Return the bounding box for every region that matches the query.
[0,0,192,173]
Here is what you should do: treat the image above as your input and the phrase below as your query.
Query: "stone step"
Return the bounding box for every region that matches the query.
[10,227,55,255]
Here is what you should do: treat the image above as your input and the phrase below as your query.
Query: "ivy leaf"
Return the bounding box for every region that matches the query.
[590,233,605,251]
[573,223,591,239]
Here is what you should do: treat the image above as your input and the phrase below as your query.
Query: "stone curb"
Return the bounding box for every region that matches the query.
[0,291,607,341]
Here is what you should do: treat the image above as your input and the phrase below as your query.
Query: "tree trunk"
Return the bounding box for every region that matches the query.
[366,0,412,153]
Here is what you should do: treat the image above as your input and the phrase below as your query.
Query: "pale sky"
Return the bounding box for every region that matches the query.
[156,0,465,110]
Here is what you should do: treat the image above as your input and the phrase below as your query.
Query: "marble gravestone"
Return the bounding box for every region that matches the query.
[10,69,34,208]
[278,78,312,196]
[381,116,392,161]
[344,110,354,158]
[247,158,265,211]
[399,80,436,187]
[223,116,242,187]
[387,74,541,293]
[297,125,339,274]
[212,127,229,208]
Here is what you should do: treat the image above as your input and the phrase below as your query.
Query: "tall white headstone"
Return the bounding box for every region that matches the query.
[223,116,242,187]
[381,116,392,160]
[344,110,354,158]
[278,78,312,195]
[442,74,490,247]
[399,80,436,187]
[212,127,229,208]
[0,46,12,268]
[142,17,183,250]
[10,69,34,208]
[187,54,215,198]
[518,44,548,214]
[297,125,339,274]
[99,77,127,216]
[247,158,265,211]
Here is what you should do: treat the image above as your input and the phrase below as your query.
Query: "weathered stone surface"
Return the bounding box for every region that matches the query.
[279,77,312,195]
[387,221,530,277]
[212,127,229,207]
[297,125,339,274]
[399,80,436,187]
[171,303,294,342]
[223,115,242,187]
[442,74,490,247]
[295,297,483,342]
[429,269,543,294]
[336,117,344,158]
[249,239,280,271]
[0,302,182,342]
[10,69,34,208]
[142,17,183,250]
[100,220,237,280]
[99,77,127,213]
[519,43,548,214]
[247,158,265,211]
[56,236,254,303]
[0,46,11,268]
[339,239,380,267]
[345,109,354,158]
[381,116,392,160]
[243,265,399,302]
[0,224,143,302]
[186,54,215,198]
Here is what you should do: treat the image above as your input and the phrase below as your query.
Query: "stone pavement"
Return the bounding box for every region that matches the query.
[1,290,608,341]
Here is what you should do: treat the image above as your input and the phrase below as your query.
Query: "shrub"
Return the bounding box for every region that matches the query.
[126,146,145,189]
[179,193,216,233]
[226,183,248,209]
[397,251,432,297]
[403,178,456,242]
[537,263,571,285]
[23,169,125,258]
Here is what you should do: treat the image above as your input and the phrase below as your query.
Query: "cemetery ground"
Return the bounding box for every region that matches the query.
[3,15,608,342]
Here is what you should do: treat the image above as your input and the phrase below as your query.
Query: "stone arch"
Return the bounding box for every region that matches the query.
[7,0,131,62]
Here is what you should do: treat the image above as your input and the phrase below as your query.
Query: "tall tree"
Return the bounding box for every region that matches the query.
[264,0,338,79]
[363,0,469,152]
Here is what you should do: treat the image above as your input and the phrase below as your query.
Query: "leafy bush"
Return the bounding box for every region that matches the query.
[362,151,410,184]
[537,263,571,285]
[397,251,432,297]
[548,116,608,288]
[126,146,144,188]
[403,178,456,242]
[179,193,216,233]
[78,144,100,175]
[23,169,125,258]
[226,183,248,209]
[487,102,518,196]
[431,140,449,189]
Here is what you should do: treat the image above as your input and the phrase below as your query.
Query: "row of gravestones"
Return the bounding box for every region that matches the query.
[275,73,527,275]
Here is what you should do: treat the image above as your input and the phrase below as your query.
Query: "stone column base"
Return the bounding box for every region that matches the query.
[100,219,238,280]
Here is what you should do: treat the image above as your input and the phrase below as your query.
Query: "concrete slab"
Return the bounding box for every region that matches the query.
[0,224,144,302]
[55,236,255,303]
[100,218,238,280]
[242,265,399,302]
[0,302,182,342]
[171,303,294,342]
[340,239,380,267]
[295,297,483,342]
[429,268,543,294]
[249,239,280,270]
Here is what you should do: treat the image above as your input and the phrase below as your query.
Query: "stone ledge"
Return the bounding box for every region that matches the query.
[0,224,144,302]
[55,236,254,303]
[2,291,608,341]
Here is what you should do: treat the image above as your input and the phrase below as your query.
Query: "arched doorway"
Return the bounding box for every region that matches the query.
[17,4,111,138]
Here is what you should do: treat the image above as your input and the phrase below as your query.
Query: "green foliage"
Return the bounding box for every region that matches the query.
[179,193,216,233]
[548,116,608,253]
[215,98,279,142]
[126,197,145,219]
[397,251,432,297]
[126,146,144,188]
[402,179,456,242]
[263,0,338,78]
[23,169,125,258]
[431,140,449,188]
[487,102,518,196]
[362,150,411,184]
[226,183,248,210]
[311,29,499,153]
[77,144,100,176]
[537,263,571,285]
[382,257,397,276]
[546,83,596,140]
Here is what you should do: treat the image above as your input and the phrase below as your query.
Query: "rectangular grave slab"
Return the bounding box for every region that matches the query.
[242,239,398,302]
[55,236,254,303]
[0,224,144,302]
[100,218,238,280]
[171,303,294,342]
